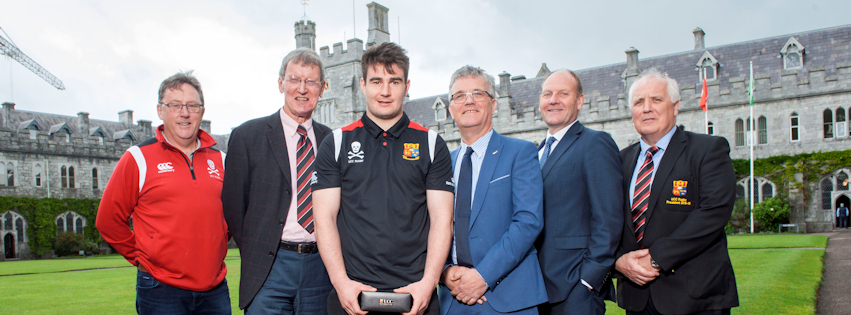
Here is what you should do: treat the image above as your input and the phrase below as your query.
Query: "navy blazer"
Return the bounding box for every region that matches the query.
[438,131,548,314]
[221,111,331,309]
[536,122,623,304]
[615,128,739,314]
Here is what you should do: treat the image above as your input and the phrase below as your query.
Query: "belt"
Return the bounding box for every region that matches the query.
[279,241,319,254]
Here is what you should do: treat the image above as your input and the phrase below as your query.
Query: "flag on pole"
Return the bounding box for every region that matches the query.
[748,69,754,106]
[699,77,708,111]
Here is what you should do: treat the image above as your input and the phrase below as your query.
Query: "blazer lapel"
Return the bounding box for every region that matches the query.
[646,128,687,221]
[623,143,641,232]
[542,122,583,179]
[265,111,292,186]
[469,132,503,229]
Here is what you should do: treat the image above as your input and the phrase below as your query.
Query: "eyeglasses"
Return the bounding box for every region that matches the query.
[159,102,204,113]
[286,76,321,88]
[450,90,493,104]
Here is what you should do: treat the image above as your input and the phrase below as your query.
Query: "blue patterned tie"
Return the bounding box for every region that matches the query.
[539,136,557,169]
[455,147,475,267]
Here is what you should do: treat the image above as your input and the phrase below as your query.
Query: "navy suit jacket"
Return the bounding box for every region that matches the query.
[536,122,623,303]
[438,131,548,314]
[221,111,331,309]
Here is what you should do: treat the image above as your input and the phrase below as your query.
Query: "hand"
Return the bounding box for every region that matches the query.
[449,267,488,305]
[614,249,659,286]
[638,253,658,272]
[335,279,376,315]
[395,279,436,315]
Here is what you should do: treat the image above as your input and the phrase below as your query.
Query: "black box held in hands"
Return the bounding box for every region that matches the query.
[358,291,413,313]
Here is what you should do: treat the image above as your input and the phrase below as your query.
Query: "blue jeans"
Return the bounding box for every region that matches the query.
[246,247,332,314]
[136,270,232,315]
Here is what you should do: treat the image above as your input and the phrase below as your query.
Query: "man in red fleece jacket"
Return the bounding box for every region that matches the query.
[96,71,231,315]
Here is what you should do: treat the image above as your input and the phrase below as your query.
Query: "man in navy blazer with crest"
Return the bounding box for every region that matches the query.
[439,65,547,315]
[535,70,623,315]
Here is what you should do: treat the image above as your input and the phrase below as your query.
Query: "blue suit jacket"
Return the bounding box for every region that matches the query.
[439,132,548,314]
[535,122,623,304]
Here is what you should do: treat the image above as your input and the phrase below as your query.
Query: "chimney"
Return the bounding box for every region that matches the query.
[77,112,90,136]
[295,20,317,51]
[1,102,14,129]
[201,120,212,134]
[693,27,705,50]
[366,2,390,47]
[622,47,641,93]
[118,110,133,127]
[498,71,511,98]
[137,120,153,138]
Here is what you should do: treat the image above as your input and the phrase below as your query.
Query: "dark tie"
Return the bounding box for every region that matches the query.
[539,136,556,169]
[632,146,659,246]
[296,126,315,233]
[455,147,475,267]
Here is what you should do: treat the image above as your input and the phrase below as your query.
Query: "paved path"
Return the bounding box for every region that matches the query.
[816,229,851,315]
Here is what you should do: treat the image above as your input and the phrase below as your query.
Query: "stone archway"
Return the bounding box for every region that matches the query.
[4,233,14,259]
[836,195,850,228]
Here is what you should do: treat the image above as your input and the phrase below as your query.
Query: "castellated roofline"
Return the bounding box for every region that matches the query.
[319,38,365,67]
[0,128,132,160]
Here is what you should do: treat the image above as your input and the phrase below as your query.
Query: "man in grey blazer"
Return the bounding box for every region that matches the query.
[222,48,332,314]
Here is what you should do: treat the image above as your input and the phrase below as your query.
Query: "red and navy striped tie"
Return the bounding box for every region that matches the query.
[632,146,659,245]
[296,126,315,233]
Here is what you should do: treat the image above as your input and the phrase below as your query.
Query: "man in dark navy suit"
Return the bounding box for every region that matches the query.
[535,70,623,315]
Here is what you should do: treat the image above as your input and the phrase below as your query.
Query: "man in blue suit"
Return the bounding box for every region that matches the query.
[535,70,623,315]
[438,65,548,315]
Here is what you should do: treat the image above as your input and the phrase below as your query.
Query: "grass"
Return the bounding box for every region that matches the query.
[0,235,825,314]
[604,234,826,315]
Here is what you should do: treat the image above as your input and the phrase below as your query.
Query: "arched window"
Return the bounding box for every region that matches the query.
[68,166,75,188]
[34,164,43,187]
[92,168,99,190]
[15,218,23,240]
[782,37,805,70]
[65,213,73,232]
[735,119,744,146]
[56,211,86,235]
[0,163,5,187]
[762,183,773,200]
[751,178,759,203]
[736,184,745,201]
[839,172,849,191]
[822,179,834,210]
[5,162,12,186]
[707,122,715,135]
[790,112,800,141]
[3,212,11,230]
[56,217,64,233]
[61,166,67,188]
[825,109,834,138]
[758,116,767,144]
[75,218,83,235]
[837,108,847,138]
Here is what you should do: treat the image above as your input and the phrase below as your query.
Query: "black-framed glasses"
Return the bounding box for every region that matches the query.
[287,76,321,88]
[450,90,493,104]
[159,102,203,113]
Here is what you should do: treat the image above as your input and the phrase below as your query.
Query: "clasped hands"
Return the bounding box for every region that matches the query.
[441,266,488,305]
[614,249,660,286]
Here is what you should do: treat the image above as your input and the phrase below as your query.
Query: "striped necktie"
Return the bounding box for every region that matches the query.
[296,126,315,233]
[632,146,659,245]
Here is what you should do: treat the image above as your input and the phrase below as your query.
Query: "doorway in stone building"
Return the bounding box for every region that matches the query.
[4,233,14,259]
[836,195,850,228]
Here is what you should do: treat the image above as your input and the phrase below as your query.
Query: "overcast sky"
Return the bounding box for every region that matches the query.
[1,0,849,134]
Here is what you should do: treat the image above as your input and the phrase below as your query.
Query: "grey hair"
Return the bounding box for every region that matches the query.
[543,69,583,95]
[158,70,204,106]
[448,65,498,99]
[279,47,325,82]
[628,68,680,105]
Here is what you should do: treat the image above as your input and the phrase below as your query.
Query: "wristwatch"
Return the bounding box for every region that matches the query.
[650,259,661,270]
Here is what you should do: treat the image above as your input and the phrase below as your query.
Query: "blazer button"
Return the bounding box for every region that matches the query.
[279,219,285,224]
[269,252,274,257]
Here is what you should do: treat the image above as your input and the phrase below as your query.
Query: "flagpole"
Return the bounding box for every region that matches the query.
[749,61,755,234]
[704,72,709,134]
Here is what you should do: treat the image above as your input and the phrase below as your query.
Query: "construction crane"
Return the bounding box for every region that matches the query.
[0,29,65,90]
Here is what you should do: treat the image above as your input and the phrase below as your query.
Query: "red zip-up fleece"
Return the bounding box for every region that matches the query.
[96,125,228,291]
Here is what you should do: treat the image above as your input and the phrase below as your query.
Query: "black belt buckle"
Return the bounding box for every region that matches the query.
[280,241,318,254]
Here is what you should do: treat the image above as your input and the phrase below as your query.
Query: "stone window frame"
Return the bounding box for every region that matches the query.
[60,165,76,188]
[1,210,27,243]
[736,177,776,204]
[92,168,99,190]
[433,98,448,122]
[836,107,848,138]
[824,109,834,139]
[735,118,744,146]
[757,115,768,145]
[315,100,336,125]
[790,112,800,142]
[820,169,851,211]
[56,211,86,235]
[33,163,44,187]
[1,162,14,187]
[707,121,715,135]
[696,51,720,82]
[781,37,805,70]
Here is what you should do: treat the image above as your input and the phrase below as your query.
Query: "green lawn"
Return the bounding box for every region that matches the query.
[604,234,826,315]
[0,235,825,314]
